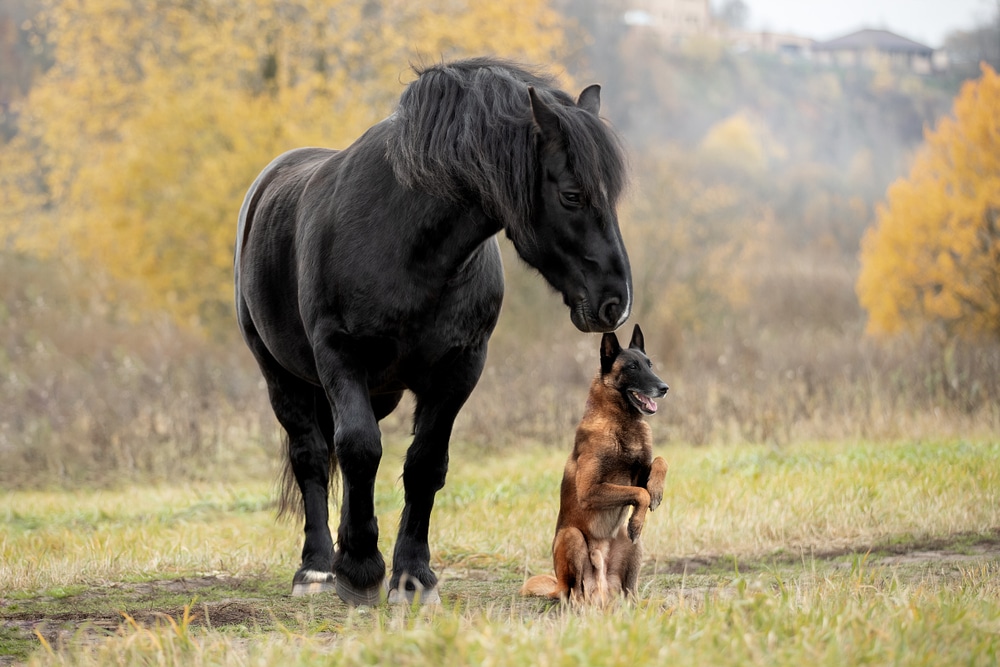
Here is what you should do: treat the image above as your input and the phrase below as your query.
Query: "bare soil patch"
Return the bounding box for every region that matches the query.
[651,530,1000,575]
[3,533,999,665]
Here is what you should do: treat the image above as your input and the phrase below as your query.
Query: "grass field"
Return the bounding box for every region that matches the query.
[2,437,999,665]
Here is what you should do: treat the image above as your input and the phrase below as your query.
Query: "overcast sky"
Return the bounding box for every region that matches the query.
[742,0,994,47]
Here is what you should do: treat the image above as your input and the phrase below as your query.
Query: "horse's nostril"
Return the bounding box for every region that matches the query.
[599,297,621,327]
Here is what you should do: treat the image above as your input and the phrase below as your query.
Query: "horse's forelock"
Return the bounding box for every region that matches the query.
[552,102,629,212]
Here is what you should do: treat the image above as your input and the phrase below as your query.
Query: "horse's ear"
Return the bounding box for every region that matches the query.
[600,332,621,374]
[577,84,601,115]
[529,87,563,148]
[629,323,645,353]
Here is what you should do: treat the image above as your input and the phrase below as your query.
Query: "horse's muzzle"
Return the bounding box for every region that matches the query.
[570,294,630,333]
[598,297,625,331]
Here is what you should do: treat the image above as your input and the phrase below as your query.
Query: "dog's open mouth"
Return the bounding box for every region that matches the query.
[628,390,658,415]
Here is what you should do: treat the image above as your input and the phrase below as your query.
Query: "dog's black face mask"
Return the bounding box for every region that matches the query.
[600,324,669,415]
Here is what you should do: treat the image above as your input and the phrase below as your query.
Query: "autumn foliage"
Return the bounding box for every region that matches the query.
[857,64,1000,342]
[2,0,999,488]
[0,0,568,329]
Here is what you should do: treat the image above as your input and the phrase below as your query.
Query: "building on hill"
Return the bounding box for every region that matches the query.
[580,1,949,73]
[812,29,944,73]
[621,0,712,45]
[727,30,815,57]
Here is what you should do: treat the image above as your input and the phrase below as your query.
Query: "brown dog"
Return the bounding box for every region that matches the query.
[522,324,668,603]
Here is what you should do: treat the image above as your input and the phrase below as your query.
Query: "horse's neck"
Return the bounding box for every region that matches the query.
[363,119,504,278]
[402,193,502,279]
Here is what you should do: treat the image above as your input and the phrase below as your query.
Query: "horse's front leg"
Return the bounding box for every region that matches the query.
[316,347,387,606]
[390,346,487,604]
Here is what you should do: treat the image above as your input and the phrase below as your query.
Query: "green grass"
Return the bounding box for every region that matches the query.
[2,438,999,665]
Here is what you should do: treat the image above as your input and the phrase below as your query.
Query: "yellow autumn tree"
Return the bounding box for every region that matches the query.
[857,64,1000,341]
[698,112,768,174]
[0,0,568,331]
[623,151,776,340]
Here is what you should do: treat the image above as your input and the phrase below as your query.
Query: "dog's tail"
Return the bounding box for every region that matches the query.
[521,574,561,599]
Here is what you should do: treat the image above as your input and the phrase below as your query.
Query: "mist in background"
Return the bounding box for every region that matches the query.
[1,0,997,488]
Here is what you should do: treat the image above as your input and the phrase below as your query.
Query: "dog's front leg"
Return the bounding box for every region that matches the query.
[579,482,651,542]
[645,456,668,511]
[580,482,650,514]
[626,500,649,542]
[627,456,667,540]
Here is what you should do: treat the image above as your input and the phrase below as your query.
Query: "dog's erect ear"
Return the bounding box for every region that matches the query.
[629,323,645,353]
[600,332,621,374]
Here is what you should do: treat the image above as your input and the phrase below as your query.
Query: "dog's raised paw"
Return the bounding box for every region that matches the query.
[627,518,644,543]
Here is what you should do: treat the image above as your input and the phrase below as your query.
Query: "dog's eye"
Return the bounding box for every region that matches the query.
[628,361,639,370]
[647,360,652,369]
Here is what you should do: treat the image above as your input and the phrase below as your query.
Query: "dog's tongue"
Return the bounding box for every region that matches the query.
[639,394,658,414]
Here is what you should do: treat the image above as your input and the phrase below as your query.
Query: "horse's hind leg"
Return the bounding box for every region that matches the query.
[248,349,337,596]
[237,297,336,594]
[389,346,487,604]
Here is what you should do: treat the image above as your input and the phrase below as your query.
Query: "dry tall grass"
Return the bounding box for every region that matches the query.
[0,253,274,488]
[2,237,998,490]
[4,439,1000,666]
[462,244,1000,452]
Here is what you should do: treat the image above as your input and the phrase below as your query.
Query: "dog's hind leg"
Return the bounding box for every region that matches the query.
[605,533,627,596]
[553,527,590,602]
[589,542,611,605]
[610,528,643,597]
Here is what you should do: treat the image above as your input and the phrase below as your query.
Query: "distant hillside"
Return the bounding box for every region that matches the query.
[572,30,965,191]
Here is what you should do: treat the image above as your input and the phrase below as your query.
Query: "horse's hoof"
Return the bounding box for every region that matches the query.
[291,570,336,596]
[388,573,441,605]
[292,580,336,596]
[335,576,388,606]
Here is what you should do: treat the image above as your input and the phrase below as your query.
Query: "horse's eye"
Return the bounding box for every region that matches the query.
[560,191,582,208]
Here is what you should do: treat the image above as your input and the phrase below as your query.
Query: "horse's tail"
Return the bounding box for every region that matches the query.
[276,432,339,521]
[521,574,561,599]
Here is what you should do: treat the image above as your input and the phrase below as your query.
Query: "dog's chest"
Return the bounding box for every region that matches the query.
[588,505,631,539]
[609,433,652,478]
[586,448,649,539]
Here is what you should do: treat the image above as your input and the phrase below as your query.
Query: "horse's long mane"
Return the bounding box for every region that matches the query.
[386,57,627,239]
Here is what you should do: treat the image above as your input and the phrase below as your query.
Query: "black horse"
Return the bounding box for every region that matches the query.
[234,58,632,605]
